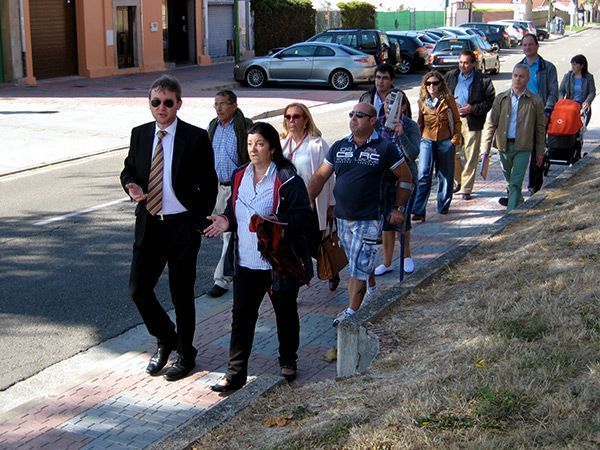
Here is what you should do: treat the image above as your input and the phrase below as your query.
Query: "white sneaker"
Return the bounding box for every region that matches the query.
[362,287,378,308]
[374,264,393,276]
[403,257,415,273]
[332,309,355,327]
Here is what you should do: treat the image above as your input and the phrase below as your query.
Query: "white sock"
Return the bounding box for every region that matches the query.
[346,308,356,315]
[367,285,377,294]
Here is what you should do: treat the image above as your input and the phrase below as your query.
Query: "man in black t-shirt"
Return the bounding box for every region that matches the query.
[308,103,413,326]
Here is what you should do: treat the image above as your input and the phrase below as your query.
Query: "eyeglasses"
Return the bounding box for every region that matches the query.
[284,114,304,121]
[213,102,233,108]
[150,98,176,108]
[425,80,441,86]
[348,111,373,119]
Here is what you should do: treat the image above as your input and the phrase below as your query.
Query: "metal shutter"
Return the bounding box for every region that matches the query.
[207,4,233,57]
[30,0,78,79]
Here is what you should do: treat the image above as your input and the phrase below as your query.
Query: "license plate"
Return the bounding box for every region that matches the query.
[442,57,458,63]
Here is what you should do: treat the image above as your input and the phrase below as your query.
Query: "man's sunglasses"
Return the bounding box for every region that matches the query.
[348,111,373,118]
[150,98,176,108]
[425,80,441,86]
[284,114,304,120]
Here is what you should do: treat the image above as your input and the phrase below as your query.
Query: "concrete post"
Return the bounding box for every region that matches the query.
[336,319,380,377]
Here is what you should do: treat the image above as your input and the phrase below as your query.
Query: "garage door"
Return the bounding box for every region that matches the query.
[30,0,78,79]
[208,4,233,57]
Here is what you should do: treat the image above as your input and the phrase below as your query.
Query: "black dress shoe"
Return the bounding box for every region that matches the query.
[210,377,245,393]
[412,214,426,222]
[453,183,461,193]
[328,274,340,291]
[207,285,228,298]
[462,193,472,200]
[163,353,196,381]
[498,197,508,207]
[146,345,173,375]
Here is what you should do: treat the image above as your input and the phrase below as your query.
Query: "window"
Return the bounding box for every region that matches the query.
[315,46,335,57]
[279,45,316,58]
[358,32,377,51]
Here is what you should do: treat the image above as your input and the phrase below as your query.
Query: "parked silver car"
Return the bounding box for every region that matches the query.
[233,42,376,90]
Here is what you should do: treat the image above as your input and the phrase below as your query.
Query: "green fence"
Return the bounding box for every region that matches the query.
[376,11,444,31]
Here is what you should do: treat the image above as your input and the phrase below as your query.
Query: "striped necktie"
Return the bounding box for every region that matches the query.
[146,130,167,216]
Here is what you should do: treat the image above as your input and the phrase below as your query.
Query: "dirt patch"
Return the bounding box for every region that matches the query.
[192,155,600,449]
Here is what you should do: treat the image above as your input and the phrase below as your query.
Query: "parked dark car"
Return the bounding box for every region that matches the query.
[536,27,550,41]
[233,42,376,90]
[386,32,428,74]
[459,22,511,50]
[307,29,399,65]
[429,36,500,74]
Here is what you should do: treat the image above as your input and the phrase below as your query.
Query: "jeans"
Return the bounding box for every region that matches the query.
[412,138,455,215]
[499,143,531,212]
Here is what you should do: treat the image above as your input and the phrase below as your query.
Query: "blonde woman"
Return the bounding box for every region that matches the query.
[280,103,339,291]
[412,71,462,220]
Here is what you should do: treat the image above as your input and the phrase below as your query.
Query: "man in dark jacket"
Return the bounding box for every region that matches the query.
[445,50,495,200]
[520,33,558,194]
[359,63,397,118]
[206,90,253,298]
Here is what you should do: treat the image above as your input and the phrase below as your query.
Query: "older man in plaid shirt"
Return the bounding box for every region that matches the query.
[206,90,253,297]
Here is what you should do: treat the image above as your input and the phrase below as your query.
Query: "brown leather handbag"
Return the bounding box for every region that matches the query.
[316,221,348,280]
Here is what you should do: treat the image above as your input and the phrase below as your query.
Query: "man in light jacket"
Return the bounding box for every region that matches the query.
[482,64,545,213]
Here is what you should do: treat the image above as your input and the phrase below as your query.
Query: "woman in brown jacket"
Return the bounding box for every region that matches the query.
[412,71,462,220]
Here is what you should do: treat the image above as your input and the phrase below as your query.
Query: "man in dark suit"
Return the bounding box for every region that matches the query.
[120,75,217,381]
[445,50,495,200]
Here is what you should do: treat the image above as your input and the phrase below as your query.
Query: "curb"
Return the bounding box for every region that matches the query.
[149,375,285,450]
[336,144,600,377]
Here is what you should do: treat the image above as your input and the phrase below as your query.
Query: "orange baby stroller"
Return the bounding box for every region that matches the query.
[544,99,587,174]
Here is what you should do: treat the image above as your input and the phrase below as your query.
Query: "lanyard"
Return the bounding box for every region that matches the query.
[284,133,308,160]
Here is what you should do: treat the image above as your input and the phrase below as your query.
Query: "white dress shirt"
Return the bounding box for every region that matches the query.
[236,162,277,270]
[153,119,186,215]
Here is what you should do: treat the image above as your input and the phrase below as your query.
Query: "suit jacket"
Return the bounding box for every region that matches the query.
[444,68,496,131]
[120,118,218,244]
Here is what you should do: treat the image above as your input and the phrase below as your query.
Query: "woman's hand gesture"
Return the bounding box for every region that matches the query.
[203,215,229,237]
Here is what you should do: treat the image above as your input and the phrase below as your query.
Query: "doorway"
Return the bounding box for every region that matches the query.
[164,0,196,64]
[116,6,136,68]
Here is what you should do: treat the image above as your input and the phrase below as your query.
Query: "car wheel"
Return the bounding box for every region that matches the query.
[245,66,266,88]
[538,33,545,41]
[491,41,500,52]
[398,57,412,74]
[330,69,352,90]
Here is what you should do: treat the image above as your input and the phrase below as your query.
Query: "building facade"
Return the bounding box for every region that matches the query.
[0,0,252,84]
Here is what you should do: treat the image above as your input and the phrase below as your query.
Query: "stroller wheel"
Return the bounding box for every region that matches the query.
[543,155,550,176]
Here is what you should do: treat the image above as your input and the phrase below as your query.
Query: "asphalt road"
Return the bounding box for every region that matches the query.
[1,30,598,390]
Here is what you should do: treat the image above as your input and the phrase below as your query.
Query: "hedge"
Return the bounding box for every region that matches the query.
[252,0,315,55]
[337,1,376,28]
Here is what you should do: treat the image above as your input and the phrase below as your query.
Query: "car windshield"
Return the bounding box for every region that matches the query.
[435,39,469,52]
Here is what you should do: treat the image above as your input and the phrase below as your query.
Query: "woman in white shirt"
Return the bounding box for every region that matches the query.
[204,122,313,392]
[280,103,339,291]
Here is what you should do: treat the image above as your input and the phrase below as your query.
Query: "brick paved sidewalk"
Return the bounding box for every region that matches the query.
[0,148,584,449]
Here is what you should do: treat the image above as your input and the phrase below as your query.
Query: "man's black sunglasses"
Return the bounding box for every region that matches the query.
[348,111,373,118]
[150,98,176,108]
